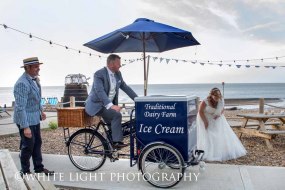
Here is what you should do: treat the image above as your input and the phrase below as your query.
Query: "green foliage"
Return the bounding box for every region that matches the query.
[48,121,58,130]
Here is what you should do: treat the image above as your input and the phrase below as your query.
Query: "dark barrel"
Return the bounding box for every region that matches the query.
[63,84,88,107]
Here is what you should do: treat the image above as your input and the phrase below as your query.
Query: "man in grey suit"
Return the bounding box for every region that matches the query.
[14,57,54,176]
[85,54,138,148]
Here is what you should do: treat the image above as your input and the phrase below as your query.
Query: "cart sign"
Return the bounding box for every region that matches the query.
[135,95,198,161]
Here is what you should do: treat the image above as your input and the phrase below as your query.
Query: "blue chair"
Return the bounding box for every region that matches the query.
[46,97,59,111]
[41,98,47,106]
[47,97,58,105]
[40,98,48,111]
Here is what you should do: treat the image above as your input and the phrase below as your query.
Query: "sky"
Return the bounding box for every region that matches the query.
[1,0,285,87]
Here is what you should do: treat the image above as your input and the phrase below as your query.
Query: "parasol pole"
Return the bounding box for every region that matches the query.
[222,81,225,97]
[143,33,147,96]
[146,55,150,94]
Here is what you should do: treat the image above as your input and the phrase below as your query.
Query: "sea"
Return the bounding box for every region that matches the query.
[1,83,285,109]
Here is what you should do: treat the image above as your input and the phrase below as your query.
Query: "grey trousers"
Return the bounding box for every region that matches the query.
[99,108,123,142]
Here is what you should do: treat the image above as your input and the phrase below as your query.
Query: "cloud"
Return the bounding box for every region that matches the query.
[138,0,285,44]
[207,5,239,29]
[1,0,284,87]
[242,21,279,33]
[221,1,285,43]
[138,0,238,32]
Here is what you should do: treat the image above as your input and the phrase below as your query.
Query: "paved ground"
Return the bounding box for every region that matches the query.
[2,111,285,190]
[10,152,285,190]
[0,111,57,136]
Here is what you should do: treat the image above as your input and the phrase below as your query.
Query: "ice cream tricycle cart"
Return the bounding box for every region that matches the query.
[57,95,205,188]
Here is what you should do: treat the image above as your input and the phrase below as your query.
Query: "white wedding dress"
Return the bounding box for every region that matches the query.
[197,99,247,161]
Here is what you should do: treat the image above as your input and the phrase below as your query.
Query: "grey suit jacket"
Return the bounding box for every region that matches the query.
[85,67,137,116]
[13,72,42,128]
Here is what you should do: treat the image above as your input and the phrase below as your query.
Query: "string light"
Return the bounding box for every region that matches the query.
[1,23,285,69]
[145,55,285,69]
[0,23,130,61]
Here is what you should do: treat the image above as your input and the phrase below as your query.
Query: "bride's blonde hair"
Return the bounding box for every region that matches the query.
[207,88,222,108]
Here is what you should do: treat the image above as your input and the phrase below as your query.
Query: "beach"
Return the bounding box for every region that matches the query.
[1,83,285,107]
[1,100,285,167]
[224,98,282,106]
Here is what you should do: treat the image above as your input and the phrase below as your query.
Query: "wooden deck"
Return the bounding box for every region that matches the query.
[0,149,57,190]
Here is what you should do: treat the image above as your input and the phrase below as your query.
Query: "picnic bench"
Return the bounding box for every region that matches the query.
[0,106,11,118]
[229,120,282,129]
[0,149,57,190]
[231,114,285,149]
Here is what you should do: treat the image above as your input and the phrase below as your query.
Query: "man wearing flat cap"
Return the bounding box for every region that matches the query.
[13,57,54,176]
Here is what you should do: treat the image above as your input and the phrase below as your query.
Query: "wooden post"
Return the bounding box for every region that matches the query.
[222,81,225,97]
[259,98,264,114]
[70,96,75,108]
[60,97,64,108]
[196,97,200,111]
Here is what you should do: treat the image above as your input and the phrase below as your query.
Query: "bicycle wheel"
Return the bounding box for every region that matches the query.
[68,128,108,171]
[139,143,185,188]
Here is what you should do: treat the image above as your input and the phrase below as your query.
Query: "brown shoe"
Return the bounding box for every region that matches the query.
[35,168,54,176]
[113,142,128,149]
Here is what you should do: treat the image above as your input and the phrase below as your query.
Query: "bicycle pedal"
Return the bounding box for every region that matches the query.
[190,161,199,166]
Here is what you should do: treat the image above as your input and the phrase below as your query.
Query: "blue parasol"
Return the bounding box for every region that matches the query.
[84,18,200,95]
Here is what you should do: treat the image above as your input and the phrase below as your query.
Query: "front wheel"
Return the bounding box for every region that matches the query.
[139,143,185,188]
[68,128,108,171]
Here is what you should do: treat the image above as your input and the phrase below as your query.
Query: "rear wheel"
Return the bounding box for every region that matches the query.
[139,143,185,188]
[68,129,108,171]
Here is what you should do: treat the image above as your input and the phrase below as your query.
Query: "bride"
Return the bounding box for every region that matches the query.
[197,88,247,161]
